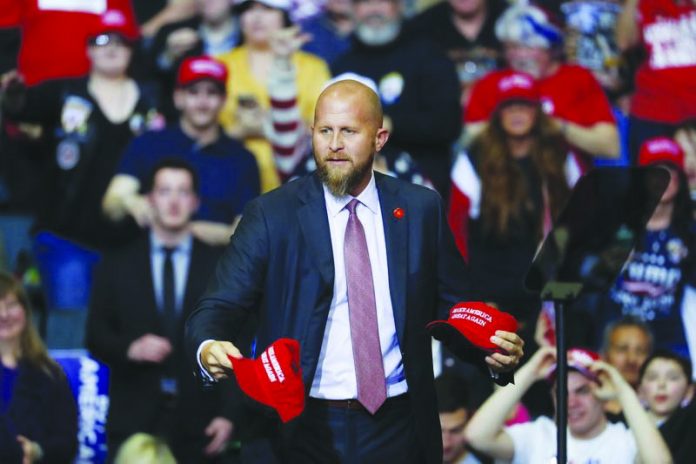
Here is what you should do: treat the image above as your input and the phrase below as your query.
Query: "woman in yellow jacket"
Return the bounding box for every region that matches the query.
[217,0,331,192]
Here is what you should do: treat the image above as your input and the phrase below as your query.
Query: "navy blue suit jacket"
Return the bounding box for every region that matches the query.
[186,172,471,463]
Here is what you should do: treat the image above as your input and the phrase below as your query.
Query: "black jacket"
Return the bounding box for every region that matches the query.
[0,362,78,464]
[86,234,234,441]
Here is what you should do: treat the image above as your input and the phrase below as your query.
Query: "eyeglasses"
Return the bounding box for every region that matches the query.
[88,33,130,48]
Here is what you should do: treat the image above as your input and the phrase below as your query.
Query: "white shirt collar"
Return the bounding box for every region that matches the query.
[323,171,379,217]
[150,231,193,254]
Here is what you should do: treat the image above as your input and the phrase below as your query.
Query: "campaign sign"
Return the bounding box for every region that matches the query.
[51,349,110,464]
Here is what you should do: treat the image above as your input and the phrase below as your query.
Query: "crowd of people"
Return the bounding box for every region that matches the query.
[1,0,695,462]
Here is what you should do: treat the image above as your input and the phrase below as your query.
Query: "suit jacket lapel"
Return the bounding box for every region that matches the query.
[183,239,203,318]
[297,174,334,285]
[140,237,160,328]
[376,174,408,344]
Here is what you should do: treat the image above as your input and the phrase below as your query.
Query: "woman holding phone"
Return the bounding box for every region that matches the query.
[217,0,331,193]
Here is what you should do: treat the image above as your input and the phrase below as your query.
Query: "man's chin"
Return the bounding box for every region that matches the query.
[159,220,190,232]
[323,176,353,197]
[188,116,217,130]
[317,165,352,197]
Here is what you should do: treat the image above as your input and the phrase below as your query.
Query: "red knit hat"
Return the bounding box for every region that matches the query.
[230,338,305,423]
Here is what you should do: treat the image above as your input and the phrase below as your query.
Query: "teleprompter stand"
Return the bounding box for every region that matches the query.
[525,167,669,463]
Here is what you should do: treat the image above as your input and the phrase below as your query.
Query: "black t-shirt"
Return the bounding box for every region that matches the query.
[332,31,462,196]
[131,0,168,25]
[660,398,696,464]
[405,0,506,84]
[467,152,544,321]
[5,78,161,250]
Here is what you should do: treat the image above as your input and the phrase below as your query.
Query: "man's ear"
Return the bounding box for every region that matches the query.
[374,127,390,153]
[146,192,155,208]
[684,383,695,406]
[173,88,184,111]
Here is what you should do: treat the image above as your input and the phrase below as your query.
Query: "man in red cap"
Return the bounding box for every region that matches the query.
[103,55,260,246]
[187,78,524,463]
[465,346,671,463]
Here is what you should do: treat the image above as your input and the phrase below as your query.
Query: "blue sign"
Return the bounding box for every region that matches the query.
[51,349,110,464]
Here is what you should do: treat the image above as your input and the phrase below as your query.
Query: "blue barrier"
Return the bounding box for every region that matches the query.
[33,232,100,310]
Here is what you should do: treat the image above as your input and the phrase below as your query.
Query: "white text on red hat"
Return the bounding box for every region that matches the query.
[499,74,534,92]
[189,60,226,78]
[452,307,493,326]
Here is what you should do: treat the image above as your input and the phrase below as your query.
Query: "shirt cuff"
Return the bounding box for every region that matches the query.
[197,339,217,382]
[488,366,500,380]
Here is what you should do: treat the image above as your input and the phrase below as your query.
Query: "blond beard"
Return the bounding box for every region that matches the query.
[315,155,374,198]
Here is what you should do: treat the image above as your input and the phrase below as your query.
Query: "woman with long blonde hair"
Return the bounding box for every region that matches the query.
[0,271,77,463]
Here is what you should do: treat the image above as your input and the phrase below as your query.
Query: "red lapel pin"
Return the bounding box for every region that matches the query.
[393,207,404,220]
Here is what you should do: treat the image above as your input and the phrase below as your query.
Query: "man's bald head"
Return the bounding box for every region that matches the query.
[311,78,390,197]
[315,80,384,129]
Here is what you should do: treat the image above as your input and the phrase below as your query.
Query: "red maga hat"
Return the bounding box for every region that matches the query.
[638,136,685,171]
[427,302,518,369]
[230,338,305,423]
[495,72,539,108]
[547,347,601,383]
[177,56,228,89]
[88,9,139,43]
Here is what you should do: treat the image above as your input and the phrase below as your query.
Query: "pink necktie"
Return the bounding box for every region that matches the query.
[344,199,387,414]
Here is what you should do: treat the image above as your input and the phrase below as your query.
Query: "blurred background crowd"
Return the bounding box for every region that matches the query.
[0,0,695,462]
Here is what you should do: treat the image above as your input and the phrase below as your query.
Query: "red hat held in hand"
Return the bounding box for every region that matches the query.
[427,302,518,370]
[229,338,305,423]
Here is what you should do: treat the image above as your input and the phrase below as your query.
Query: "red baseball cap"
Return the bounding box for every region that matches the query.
[427,302,518,370]
[547,347,601,383]
[495,72,539,108]
[88,9,139,43]
[176,56,229,89]
[638,136,685,170]
[229,338,305,423]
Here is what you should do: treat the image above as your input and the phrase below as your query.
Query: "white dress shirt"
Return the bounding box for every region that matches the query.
[310,173,407,399]
[150,232,192,313]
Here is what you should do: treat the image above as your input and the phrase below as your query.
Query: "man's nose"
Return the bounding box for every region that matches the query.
[329,132,343,151]
[626,350,641,364]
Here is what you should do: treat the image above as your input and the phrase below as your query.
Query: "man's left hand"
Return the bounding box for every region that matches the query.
[204,417,234,456]
[485,331,524,373]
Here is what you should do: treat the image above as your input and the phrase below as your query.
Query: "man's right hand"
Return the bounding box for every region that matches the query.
[127,334,173,363]
[165,27,199,61]
[270,26,311,61]
[124,194,153,227]
[201,341,242,380]
[518,345,557,384]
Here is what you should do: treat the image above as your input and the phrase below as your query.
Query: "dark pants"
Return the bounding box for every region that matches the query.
[282,394,425,464]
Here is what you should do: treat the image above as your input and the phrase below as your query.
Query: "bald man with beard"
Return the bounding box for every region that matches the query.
[186,80,524,463]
